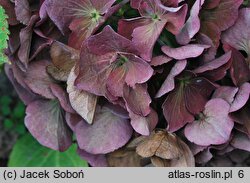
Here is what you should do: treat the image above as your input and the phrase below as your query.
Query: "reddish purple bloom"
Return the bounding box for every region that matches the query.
[2,0,250,167]
[75,26,153,100]
[118,0,187,61]
[222,8,250,86]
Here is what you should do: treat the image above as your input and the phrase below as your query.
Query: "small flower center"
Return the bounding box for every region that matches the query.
[179,76,191,88]
[195,112,207,121]
[90,9,101,21]
[116,55,128,67]
[151,14,160,21]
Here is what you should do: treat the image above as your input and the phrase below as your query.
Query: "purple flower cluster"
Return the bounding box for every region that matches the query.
[1,0,250,166]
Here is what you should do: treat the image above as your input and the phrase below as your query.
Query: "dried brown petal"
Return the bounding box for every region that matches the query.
[126,136,147,150]
[136,130,195,167]
[136,130,181,159]
[136,131,164,158]
[107,149,144,167]
[171,138,195,167]
[151,156,171,167]
[150,138,195,167]
[47,65,69,82]
[47,41,79,81]
[67,66,98,124]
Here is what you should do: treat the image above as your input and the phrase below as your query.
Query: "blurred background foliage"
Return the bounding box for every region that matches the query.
[0,5,26,166]
[0,66,88,167]
[0,67,20,166]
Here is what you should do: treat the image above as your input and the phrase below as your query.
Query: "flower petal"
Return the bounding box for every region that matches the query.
[15,0,31,25]
[106,66,127,97]
[212,86,239,104]
[75,46,115,96]
[184,99,234,146]
[67,66,98,124]
[203,0,221,9]
[184,77,216,114]
[230,82,250,112]
[222,8,250,54]
[4,64,39,105]
[23,60,56,99]
[65,113,83,132]
[87,26,138,55]
[50,83,75,113]
[118,17,150,40]
[76,105,133,154]
[25,99,72,151]
[68,0,117,49]
[77,148,107,167]
[123,84,151,116]
[107,148,144,167]
[231,103,250,137]
[124,54,154,87]
[136,130,181,159]
[163,87,194,132]
[47,41,79,82]
[151,55,172,66]
[228,48,250,86]
[231,132,250,152]
[193,51,232,73]
[42,0,73,34]
[200,0,243,47]
[18,15,39,67]
[129,108,158,136]
[0,0,19,25]
[156,60,187,98]
[162,44,210,60]
[164,4,188,35]
[131,17,168,61]
[176,0,205,45]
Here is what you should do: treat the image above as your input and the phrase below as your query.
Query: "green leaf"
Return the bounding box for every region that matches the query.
[159,29,179,48]
[0,95,12,106]
[1,105,11,116]
[0,6,9,64]
[14,121,26,135]
[3,118,13,129]
[243,0,249,6]
[13,102,25,119]
[8,134,89,167]
[0,96,11,115]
